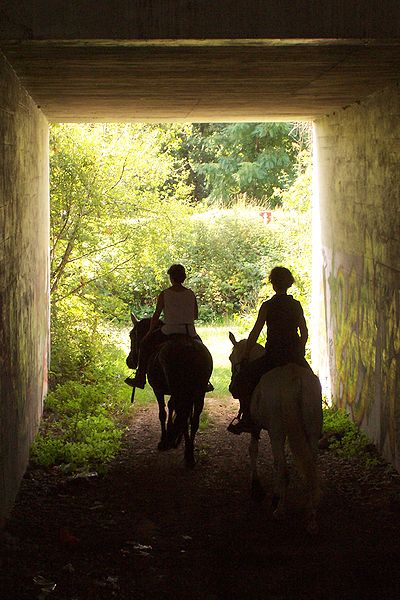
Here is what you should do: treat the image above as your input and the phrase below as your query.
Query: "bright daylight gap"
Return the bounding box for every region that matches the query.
[39,120,317,470]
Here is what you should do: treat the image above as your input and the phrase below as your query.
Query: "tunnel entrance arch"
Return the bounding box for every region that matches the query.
[1,4,400,520]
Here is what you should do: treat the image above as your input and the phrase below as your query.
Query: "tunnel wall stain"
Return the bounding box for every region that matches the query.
[0,52,49,521]
[315,84,400,469]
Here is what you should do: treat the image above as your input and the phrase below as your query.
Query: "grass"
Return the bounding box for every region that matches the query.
[197,324,241,399]
[126,324,242,404]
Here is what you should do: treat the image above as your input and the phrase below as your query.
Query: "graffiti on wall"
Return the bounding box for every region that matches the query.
[323,232,400,462]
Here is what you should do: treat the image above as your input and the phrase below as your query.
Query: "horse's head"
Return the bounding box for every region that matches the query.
[126,313,152,369]
[228,332,249,372]
[229,332,265,363]
[228,332,265,396]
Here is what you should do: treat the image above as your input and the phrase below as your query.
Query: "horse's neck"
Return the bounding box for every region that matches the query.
[249,343,265,361]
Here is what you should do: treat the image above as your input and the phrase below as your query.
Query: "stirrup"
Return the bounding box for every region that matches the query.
[125,375,145,389]
[227,413,243,434]
[227,412,254,435]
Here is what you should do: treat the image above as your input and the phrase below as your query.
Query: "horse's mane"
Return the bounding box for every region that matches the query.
[133,317,164,339]
[231,339,265,363]
[250,342,265,361]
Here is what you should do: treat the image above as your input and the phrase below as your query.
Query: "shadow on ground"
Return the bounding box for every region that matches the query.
[1,398,400,599]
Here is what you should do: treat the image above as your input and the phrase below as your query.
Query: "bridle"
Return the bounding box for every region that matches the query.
[229,351,249,382]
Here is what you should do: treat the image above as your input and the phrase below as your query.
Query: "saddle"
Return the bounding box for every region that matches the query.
[148,336,213,393]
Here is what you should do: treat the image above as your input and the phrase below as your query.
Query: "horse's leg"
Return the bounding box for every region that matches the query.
[249,430,265,502]
[269,431,288,519]
[130,387,136,403]
[156,393,169,451]
[184,395,204,468]
[183,424,194,468]
[303,447,320,534]
[166,395,185,449]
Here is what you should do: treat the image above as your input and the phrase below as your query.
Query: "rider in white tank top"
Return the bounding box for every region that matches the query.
[126,264,202,388]
[161,288,197,337]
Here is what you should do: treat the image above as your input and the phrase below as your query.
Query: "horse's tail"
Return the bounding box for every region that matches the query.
[163,340,212,447]
[282,366,321,504]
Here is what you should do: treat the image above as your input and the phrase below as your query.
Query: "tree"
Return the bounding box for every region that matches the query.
[185,122,307,205]
[50,123,193,309]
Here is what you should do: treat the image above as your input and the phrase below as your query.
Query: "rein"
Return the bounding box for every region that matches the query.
[231,357,248,378]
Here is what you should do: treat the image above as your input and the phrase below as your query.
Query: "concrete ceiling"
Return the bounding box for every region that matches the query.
[2,41,400,122]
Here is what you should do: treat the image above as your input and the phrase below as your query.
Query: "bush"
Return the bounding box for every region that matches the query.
[31,381,127,472]
[49,296,129,389]
[322,407,379,467]
[34,297,132,472]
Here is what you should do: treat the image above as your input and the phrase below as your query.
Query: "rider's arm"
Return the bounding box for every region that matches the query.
[147,292,164,335]
[298,314,308,350]
[244,302,268,358]
[193,295,199,320]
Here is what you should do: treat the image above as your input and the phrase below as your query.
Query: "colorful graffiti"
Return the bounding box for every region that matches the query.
[323,233,400,464]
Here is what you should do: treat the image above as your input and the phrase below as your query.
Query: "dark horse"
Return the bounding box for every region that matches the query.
[126,314,213,467]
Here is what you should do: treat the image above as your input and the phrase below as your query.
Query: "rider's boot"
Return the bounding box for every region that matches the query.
[125,369,146,388]
[227,396,253,434]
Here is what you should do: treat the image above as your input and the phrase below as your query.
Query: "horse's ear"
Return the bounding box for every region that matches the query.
[229,331,237,346]
[131,312,138,324]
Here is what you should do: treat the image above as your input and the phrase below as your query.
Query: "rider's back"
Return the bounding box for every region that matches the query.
[161,287,197,337]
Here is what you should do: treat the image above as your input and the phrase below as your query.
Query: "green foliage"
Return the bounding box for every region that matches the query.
[49,122,312,325]
[31,381,126,472]
[34,294,133,472]
[49,295,128,389]
[31,414,123,471]
[184,208,285,319]
[50,123,193,312]
[187,122,308,205]
[43,121,316,474]
[322,407,379,467]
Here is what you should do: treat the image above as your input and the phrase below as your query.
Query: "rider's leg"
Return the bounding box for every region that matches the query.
[129,329,166,388]
[227,394,253,434]
[192,335,214,392]
[228,355,273,434]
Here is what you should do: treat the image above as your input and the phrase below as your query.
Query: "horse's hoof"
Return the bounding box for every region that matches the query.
[251,480,265,502]
[272,507,285,520]
[184,454,196,468]
[174,434,183,448]
[157,440,170,451]
[271,494,280,510]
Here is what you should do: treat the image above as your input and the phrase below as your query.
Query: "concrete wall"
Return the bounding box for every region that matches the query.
[314,84,400,469]
[0,52,49,522]
[1,0,400,40]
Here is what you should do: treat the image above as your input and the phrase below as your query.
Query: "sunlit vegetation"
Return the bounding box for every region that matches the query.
[321,407,380,468]
[32,122,313,471]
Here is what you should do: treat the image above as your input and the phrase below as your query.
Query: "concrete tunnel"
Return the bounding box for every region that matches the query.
[1,0,400,522]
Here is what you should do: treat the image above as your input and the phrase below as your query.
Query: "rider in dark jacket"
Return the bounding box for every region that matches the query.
[228,266,312,435]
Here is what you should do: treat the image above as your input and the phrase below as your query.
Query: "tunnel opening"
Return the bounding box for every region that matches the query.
[43,118,318,472]
[1,31,400,526]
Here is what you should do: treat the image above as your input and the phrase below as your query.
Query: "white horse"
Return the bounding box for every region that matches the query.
[229,332,323,533]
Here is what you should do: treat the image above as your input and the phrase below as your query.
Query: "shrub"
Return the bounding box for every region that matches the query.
[33,298,132,472]
[322,407,380,467]
[31,382,126,472]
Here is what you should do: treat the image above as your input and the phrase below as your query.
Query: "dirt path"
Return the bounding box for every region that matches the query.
[2,398,400,599]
